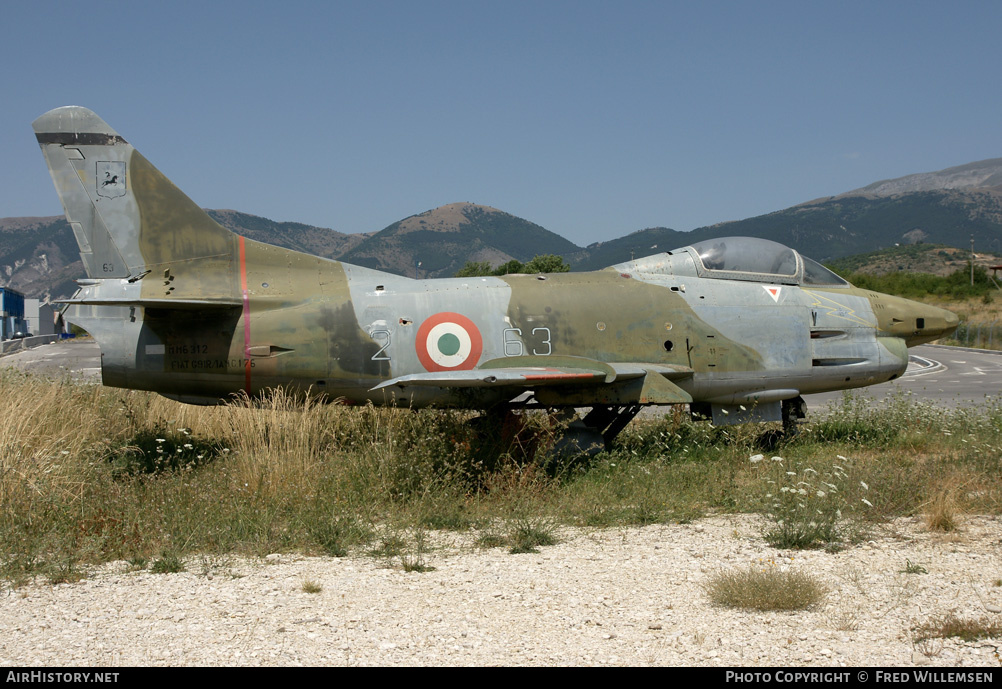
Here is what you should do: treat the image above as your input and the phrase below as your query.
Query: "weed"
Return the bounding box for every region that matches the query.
[307,513,372,558]
[914,636,944,658]
[913,614,1002,643]
[401,555,435,572]
[9,367,1002,583]
[706,562,827,611]
[806,392,900,445]
[902,560,928,575]
[108,426,227,476]
[826,606,860,631]
[474,529,507,549]
[45,558,84,585]
[197,553,232,578]
[370,535,407,558]
[507,517,557,554]
[756,453,872,550]
[925,479,964,532]
[151,551,184,574]
[302,579,323,593]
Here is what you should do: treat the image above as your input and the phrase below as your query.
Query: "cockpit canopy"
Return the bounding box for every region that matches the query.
[618,237,847,286]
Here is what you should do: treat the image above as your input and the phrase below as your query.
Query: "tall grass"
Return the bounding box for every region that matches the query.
[4,370,1002,584]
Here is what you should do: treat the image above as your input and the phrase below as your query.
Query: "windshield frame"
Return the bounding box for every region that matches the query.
[681,237,847,287]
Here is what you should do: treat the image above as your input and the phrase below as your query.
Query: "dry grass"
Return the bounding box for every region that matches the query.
[706,563,827,611]
[924,477,967,532]
[6,369,1002,583]
[922,293,1002,328]
[913,614,1002,643]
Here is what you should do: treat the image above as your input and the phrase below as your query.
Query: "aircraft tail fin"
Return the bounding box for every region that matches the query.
[33,106,236,281]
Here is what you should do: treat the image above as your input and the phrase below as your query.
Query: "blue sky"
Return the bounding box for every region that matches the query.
[3,1,1000,246]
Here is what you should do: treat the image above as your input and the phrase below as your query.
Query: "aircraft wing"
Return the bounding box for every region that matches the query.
[371,355,694,405]
[370,366,615,390]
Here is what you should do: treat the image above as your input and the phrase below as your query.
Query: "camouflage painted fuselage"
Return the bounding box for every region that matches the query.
[34,107,958,427]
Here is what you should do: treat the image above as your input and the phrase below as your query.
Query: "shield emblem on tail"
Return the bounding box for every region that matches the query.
[96,161,126,198]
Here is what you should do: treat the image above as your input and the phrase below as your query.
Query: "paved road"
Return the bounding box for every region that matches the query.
[804,344,1002,411]
[0,338,101,382]
[3,340,1000,411]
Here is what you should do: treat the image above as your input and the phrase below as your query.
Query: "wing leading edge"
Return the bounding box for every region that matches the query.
[372,355,694,405]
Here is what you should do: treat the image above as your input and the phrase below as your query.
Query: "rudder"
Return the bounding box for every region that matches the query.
[33,106,236,280]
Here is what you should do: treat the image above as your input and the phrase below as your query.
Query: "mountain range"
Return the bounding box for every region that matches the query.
[4,158,1001,300]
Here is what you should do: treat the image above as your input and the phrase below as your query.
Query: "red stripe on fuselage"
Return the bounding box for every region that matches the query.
[239,236,251,393]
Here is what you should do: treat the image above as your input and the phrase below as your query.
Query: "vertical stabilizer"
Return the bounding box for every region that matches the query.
[33,106,236,283]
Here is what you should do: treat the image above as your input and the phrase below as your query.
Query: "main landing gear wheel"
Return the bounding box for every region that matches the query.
[757,396,807,451]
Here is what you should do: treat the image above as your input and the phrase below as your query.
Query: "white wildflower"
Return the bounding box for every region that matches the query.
[860,481,869,490]
[771,456,784,462]
[817,491,826,498]
[861,498,873,507]
[749,454,764,462]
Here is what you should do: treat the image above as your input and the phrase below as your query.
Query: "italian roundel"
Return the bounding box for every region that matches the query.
[416,312,484,372]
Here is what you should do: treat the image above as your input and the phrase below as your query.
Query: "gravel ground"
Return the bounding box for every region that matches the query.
[2,514,1001,667]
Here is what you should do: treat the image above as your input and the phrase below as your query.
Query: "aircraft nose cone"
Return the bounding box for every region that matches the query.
[927,304,960,339]
[876,294,959,346]
[899,300,959,346]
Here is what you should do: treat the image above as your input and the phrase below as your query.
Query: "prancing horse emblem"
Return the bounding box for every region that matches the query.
[96,161,126,198]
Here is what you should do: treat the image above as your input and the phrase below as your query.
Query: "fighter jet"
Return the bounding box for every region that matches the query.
[33,106,958,449]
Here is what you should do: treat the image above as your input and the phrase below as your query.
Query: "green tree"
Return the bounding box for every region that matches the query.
[454,261,493,277]
[492,259,525,275]
[523,254,571,274]
[454,255,572,278]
